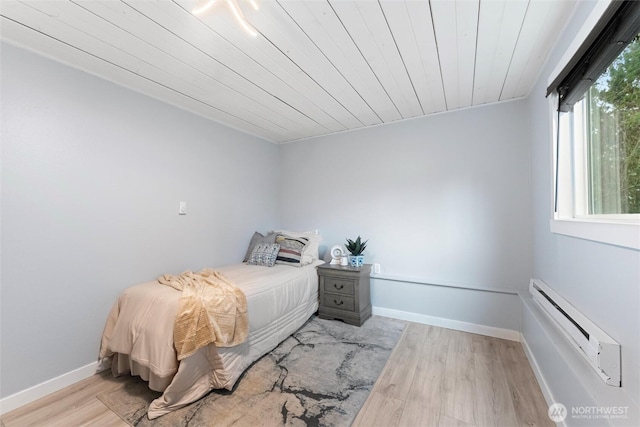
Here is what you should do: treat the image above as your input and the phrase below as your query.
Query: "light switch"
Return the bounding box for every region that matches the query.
[178,201,187,215]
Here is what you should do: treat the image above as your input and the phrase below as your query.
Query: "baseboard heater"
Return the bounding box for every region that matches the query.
[529,279,621,387]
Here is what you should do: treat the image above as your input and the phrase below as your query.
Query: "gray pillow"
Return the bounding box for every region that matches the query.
[247,243,281,267]
[243,231,276,262]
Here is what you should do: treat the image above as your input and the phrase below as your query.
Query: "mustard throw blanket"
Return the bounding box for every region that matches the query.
[158,269,248,360]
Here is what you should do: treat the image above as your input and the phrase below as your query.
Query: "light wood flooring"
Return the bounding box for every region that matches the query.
[1,321,552,427]
[353,322,552,427]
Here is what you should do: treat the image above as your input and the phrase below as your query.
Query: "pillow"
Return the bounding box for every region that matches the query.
[243,231,276,262]
[247,243,281,267]
[272,229,321,265]
[274,234,309,266]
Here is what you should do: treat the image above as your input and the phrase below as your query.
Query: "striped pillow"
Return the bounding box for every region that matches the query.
[275,234,309,266]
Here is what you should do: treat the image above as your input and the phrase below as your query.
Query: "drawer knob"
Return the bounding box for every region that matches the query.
[334,284,344,290]
[333,299,344,306]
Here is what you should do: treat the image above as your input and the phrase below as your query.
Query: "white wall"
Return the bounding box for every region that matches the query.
[525,1,640,424]
[279,100,532,334]
[0,43,279,399]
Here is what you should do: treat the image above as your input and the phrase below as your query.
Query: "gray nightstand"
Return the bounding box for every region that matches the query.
[317,263,371,326]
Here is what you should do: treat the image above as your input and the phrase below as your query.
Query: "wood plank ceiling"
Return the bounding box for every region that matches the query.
[1,0,576,143]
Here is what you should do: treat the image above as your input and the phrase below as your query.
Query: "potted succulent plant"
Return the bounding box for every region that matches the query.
[345,236,367,267]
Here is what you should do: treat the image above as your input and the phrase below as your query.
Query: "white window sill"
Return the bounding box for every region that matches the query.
[550,218,640,250]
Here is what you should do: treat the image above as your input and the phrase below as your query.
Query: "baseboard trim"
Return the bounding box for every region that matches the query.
[372,306,520,342]
[520,333,567,427]
[520,333,554,405]
[0,361,98,415]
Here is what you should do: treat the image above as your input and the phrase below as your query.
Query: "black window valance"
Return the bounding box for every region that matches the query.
[546,0,640,112]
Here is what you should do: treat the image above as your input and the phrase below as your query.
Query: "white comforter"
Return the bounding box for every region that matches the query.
[99,260,323,419]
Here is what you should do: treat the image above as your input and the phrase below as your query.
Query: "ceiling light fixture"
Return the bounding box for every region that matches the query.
[192,0,258,38]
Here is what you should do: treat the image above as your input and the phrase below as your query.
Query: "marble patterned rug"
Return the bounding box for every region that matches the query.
[98,315,406,427]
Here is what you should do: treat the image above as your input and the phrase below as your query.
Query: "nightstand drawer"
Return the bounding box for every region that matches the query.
[323,294,355,311]
[323,277,356,295]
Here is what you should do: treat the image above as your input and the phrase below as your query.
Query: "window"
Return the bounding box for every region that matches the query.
[548,1,640,250]
[581,37,639,216]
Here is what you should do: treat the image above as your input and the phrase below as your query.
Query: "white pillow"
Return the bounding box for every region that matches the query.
[272,229,321,265]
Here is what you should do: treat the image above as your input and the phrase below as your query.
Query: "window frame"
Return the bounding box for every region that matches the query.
[548,1,640,250]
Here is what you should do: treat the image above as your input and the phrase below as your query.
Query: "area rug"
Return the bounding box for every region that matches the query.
[97,315,406,427]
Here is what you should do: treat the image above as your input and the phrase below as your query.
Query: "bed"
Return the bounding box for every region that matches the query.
[98,231,324,419]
